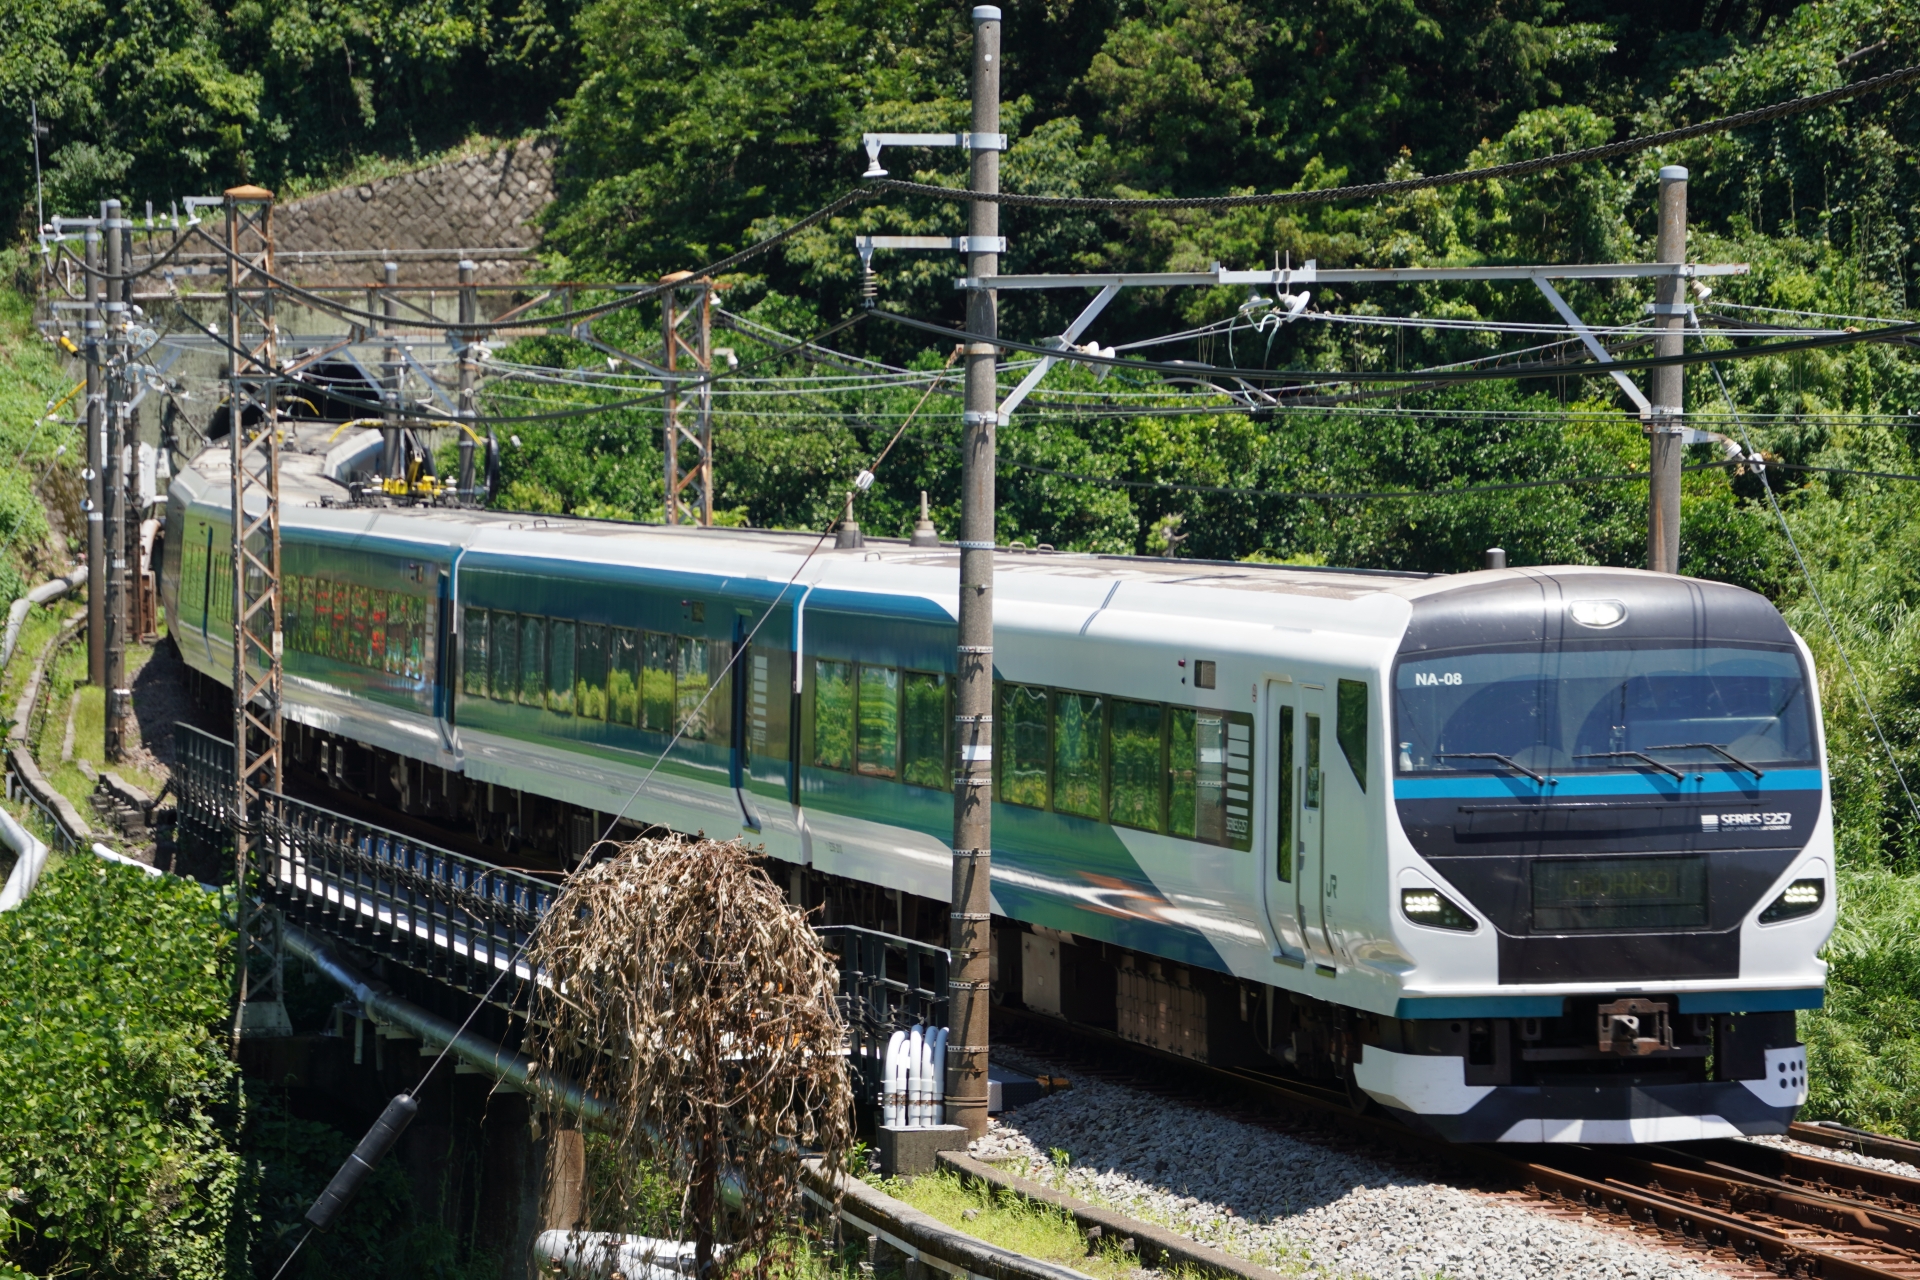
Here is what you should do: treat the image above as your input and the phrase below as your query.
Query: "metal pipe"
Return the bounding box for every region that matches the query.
[279,919,606,1123]
[103,200,126,762]
[85,221,104,688]
[0,807,49,911]
[1,568,88,672]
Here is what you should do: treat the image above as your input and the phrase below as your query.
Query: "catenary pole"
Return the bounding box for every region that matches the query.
[84,220,104,687]
[103,199,126,762]
[947,2,1000,1142]
[382,261,401,483]
[1648,166,1688,574]
[457,260,477,498]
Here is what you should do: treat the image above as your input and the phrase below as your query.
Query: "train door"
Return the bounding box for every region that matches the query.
[1261,681,1307,961]
[1298,683,1342,965]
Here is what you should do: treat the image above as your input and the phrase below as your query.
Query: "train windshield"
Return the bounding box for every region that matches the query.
[1394,644,1815,776]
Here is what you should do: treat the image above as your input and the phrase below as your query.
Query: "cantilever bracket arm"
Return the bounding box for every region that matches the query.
[860,132,1009,178]
[997,283,1121,420]
[1534,277,1653,419]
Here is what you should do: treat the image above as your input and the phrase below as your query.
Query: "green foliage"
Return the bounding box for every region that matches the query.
[244,1092,498,1280]
[0,857,239,1280]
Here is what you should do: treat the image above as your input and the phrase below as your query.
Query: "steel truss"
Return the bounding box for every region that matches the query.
[224,186,290,1044]
[661,276,714,526]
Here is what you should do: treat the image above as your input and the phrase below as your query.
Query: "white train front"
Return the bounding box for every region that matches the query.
[165,455,1833,1142]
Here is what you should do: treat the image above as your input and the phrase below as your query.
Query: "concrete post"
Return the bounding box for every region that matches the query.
[947,2,1000,1142]
[1648,166,1688,575]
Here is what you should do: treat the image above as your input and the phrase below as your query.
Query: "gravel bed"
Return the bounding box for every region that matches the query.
[973,1061,1729,1280]
[1743,1132,1920,1179]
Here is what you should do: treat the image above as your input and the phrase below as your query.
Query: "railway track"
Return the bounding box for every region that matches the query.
[994,1009,1920,1279]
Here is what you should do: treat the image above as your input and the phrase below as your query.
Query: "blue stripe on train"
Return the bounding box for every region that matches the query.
[1393,768,1823,801]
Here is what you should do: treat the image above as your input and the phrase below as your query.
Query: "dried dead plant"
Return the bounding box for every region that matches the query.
[524,834,853,1278]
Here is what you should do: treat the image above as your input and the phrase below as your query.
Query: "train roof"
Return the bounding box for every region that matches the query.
[172,434,1785,640]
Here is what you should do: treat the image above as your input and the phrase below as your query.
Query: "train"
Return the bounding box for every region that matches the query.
[163,432,1831,1143]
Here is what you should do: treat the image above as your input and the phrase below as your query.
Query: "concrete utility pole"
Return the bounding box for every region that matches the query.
[457,259,478,498]
[84,220,104,688]
[103,199,127,762]
[947,2,1000,1142]
[1647,166,1688,575]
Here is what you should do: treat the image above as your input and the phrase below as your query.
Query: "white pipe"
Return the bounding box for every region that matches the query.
[0,568,85,673]
[91,842,163,877]
[0,807,49,911]
[907,1026,926,1127]
[532,1230,729,1280]
[929,1026,949,1126]
[884,1029,907,1127]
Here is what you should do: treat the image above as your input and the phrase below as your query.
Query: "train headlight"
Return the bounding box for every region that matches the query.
[1401,887,1477,932]
[1759,877,1825,923]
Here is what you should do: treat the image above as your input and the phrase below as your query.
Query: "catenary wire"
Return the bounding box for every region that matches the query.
[869,62,1920,210]
[1689,313,1920,830]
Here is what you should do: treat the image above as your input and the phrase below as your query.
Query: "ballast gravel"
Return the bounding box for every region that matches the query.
[970,1062,1730,1280]
[1744,1132,1920,1179]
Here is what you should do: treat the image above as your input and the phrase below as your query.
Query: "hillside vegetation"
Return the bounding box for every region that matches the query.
[8,0,1920,1129]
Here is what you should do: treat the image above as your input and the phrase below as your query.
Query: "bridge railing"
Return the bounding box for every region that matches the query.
[174,724,950,1067]
[817,924,950,1108]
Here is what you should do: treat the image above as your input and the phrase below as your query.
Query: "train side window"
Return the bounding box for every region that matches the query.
[463,609,488,697]
[1304,714,1322,809]
[900,671,949,790]
[706,640,731,748]
[347,585,370,666]
[999,683,1049,809]
[1053,691,1104,819]
[1336,679,1368,790]
[399,596,425,681]
[549,620,577,714]
[1276,707,1294,881]
[489,612,518,701]
[813,659,854,770]
[1108,699,1163,832]
[519,615,547,706]
[1193,711,1228,842]
[609,628,640,725]
[642,632,675,731]
[1168,708,1197,836]
[676,635,709,740]
[373,591,395,674]
[857,664,898,777]
[747,646,791,764]
[576,624,608,719]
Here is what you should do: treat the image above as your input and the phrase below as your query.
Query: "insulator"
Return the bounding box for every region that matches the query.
[305,1093,418,1231]
[861,265,878,309]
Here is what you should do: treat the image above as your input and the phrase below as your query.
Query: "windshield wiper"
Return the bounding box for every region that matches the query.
[1647,742,1765,780]
[1574,750,1685,780]
[1435,752,1546,784]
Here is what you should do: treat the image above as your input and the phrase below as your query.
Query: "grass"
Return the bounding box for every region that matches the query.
[880,1170,1249,1280]
[40,631,167,812]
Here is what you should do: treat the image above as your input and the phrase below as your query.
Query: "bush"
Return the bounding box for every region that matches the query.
[0,857,239,1279]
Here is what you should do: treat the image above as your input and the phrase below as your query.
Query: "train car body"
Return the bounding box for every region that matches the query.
[165,445,1832,1142]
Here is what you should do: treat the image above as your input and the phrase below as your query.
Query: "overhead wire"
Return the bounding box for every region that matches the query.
[1689,312,1920,832]
[867,61,1920,210]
